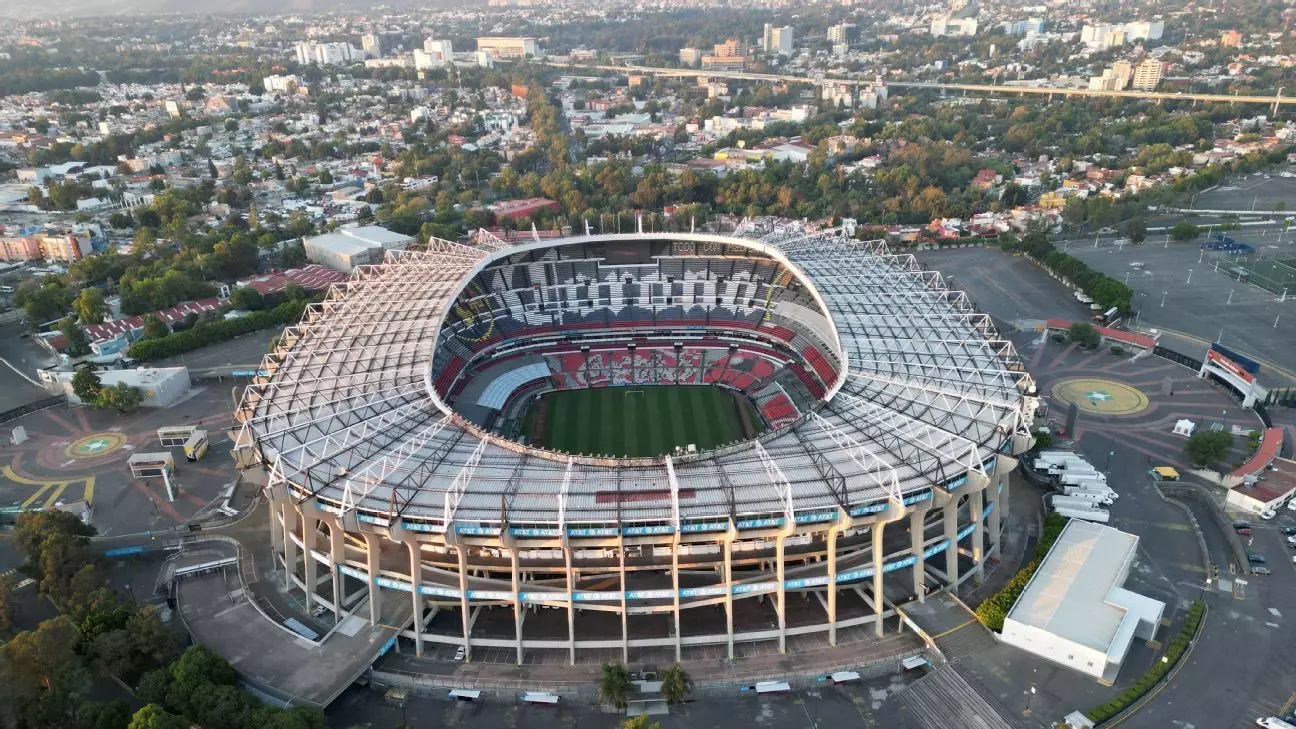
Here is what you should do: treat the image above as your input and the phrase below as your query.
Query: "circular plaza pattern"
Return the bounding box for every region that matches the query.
[1050,377,1150,416]
[64,432,128,460]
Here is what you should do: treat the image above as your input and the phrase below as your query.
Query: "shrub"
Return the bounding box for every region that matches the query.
[1110,344,1123,355]
[975,514,1069,631]
[128,297,310,361]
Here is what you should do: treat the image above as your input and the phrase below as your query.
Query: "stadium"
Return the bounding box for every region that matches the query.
[237,226,1038,666]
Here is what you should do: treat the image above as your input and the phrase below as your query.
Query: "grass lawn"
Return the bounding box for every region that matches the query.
[526,385,759,457]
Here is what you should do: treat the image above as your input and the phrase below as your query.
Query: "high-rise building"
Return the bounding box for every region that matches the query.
[476,37,538,59]
[361,33,382,58]
[1088,60,1134,91]
[679,47,703,66]
[827,23,857,44]
[1002,18,1045,36]
[420,38,454,66]
[294,41,356,66]
[1131,59,1165,91]
[1082,21,1164,50]
[931,15,978,37]
[762,24,794,56]
[713,38,745,58]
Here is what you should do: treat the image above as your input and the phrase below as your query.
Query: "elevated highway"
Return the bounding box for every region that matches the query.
[549,62,1293,110]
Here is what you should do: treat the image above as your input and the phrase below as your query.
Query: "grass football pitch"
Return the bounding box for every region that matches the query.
[524,385,761,458]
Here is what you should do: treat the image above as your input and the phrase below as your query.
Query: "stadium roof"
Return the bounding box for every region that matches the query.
[241,228,1037,530]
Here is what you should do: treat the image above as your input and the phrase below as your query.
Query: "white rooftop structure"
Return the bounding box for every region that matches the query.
[1002,520,1164,683]
[241,228,1037,531]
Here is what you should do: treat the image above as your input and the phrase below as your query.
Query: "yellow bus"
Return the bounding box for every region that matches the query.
[183,431,208,462]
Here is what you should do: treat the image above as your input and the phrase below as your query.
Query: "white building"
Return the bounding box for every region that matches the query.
[476,37,538,59]
[295,41,357,66]
[827,23,856,44]
[303,225,414,273]
[263,74,303,94]
[1082,21,1164,50]
[424,38,454,64]
[43,366,192,408]
[1000,521,1165,684]
[931,14,979,37]
[762,24,794,56]
[361,33,382,59]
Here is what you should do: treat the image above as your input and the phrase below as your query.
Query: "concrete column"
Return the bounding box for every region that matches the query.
[723,527,736,660]
[618,539,629,664]
[455,544,472,663]
[268,492,285,553]
[282,504,299,590]
[325,515,345,625]
[510,546,524,665]
[671,534,682,662]
[943,495,960,591]
[870,519,887,637]
[971,487,986,581]
[405,538,425,656]
[775,533,788,653]
[362,532,381,626]
[300,512,319,613]
[989,477,1003,550]
[910,508,927,602]
[564,544,576,665]
[825,512,852,647]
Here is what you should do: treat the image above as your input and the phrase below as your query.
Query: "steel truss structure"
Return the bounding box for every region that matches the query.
[246,230,1038,663]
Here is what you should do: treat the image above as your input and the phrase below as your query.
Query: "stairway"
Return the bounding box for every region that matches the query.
[933,619,998,663]
[903,665,1019,729]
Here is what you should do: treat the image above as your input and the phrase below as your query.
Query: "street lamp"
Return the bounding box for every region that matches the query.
[1161,291,1168,307]
[1186,269,1193,284]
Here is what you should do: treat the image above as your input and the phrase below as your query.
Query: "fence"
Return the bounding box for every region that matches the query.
[1152,346,1203,372]
[0,396,65,425]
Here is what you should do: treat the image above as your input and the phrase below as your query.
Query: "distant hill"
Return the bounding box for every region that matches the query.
[2,0,457,18]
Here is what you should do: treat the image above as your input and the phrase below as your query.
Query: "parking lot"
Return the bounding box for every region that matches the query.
[1063,233,1296,372]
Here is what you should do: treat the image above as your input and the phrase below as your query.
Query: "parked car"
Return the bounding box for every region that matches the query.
[454,646,465,662]
[1261,509,1278,520]
[1253,566,1273,575]
[1238,528,1253,536]
[1248,552,1267,564]
[1235,521,1252,530]
[1283,527,1296,535]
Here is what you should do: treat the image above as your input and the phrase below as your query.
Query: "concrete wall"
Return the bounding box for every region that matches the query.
[1000,618,1108,679]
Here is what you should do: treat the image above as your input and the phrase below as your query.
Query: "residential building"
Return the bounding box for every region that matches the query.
[1002,18,1045,36]
[1220,30,1243,48]
[679,47,703,66]
[423,38,454,64]
[827,23,857,44]
[476,37,538,59]
[1088,60,1134,91]
[263,74,303,94]
[1082,21,1164,50]
[0,235,41,261]
[37,234,92,263]
[701,55,746,72]
[713,38,745,58]
[1131,59,1166,91]
[931,14,979,37]
[361,33,382,58]
[294,41,357,66]
[762,24,794,56]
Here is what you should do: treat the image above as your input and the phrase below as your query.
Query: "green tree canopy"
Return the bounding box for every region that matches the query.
[71,367,103,403]
[1184,430,1233,467]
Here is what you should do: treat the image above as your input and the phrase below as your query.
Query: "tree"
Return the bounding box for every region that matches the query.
[128,704,189,729]
[73,287,107,324]
[1068,321,1100,348]
[598,662,632,709]
[208,158,219,179]
[1184,430,1233,467]
[318,169,334,185]
[0,574,15,640]
[622,717,663,729]
[0,617,90,704]
[1169,222,1200,241]
[60,318,92,357]
[96,383,145,414]
[1124,217,1147,245]
[142,315,169,340]
[232,156,253,186]
[71,368,103,404]
[660,663,692,704]
[229,286,264,311]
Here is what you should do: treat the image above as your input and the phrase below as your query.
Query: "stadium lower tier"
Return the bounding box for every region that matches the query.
[266,468,1009,665]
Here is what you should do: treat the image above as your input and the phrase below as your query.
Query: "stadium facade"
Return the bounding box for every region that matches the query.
[237,227,1038,664]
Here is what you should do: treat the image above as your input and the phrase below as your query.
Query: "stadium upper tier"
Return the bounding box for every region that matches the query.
[240,229,1037,534]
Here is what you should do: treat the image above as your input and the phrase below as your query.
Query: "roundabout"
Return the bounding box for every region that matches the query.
[1050,377,1150,416]
[63,432,129,460]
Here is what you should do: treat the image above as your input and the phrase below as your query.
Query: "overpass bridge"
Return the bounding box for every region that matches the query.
[549,62,1293,112]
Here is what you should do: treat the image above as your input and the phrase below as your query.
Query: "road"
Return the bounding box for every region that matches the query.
[549,62,1294,108]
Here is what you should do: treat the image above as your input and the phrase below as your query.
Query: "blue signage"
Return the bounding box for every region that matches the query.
[104,545,145,557]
